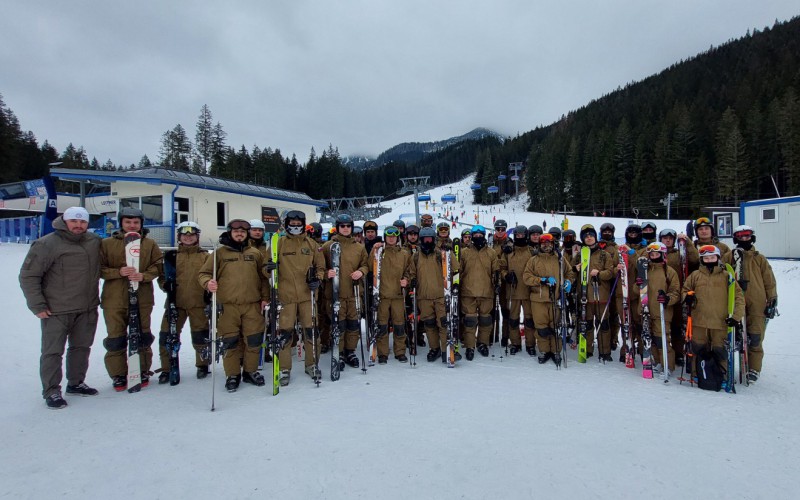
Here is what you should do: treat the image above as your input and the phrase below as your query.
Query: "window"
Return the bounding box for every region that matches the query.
[119,196,164,225]
[173,196,190,224]
[216,202,227,227]
[761,207,777,223]
[715,214,732,237]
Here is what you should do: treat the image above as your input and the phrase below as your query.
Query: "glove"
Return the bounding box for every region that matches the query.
[505,271,518,285]
[657,290,668,304]
[307,277,321,291]
[540,276,556,287]
[502,245,513,254]
[764,298,777,318]
[683,293,696,308]
[725,316,740,328]
[635,277,644,286]
[563,280,572,293]
[410,278,418,289]
[264,261,277,273]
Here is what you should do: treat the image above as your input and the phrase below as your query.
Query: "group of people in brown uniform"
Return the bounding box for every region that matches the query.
[20,206,778,409]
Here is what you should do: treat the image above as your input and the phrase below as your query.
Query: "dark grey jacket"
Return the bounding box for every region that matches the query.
[19,217,101,315]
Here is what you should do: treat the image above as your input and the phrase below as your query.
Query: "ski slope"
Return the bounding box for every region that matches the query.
[1,180,798,499]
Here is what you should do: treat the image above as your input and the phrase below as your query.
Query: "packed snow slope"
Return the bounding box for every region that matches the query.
[2,179,798,499]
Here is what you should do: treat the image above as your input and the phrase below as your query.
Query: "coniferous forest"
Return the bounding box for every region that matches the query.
[0,17,798,218]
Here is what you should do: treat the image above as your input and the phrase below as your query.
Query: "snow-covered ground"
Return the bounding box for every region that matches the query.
[2,179,798,499]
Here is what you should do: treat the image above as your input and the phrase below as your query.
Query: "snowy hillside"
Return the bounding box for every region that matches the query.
[1,181,798,498]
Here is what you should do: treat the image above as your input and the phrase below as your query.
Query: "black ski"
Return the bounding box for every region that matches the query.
[163,250,180,386]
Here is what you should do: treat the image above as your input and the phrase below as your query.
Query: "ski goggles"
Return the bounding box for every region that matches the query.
[698,244,720,257]
[228,220,251,230]
[178,225,199,235]
[286,225,304,235]
[437,226,450,234]
[646,242,667,253]
[539,234,554,243]
[695,217,713,228]
[385,227,401,237]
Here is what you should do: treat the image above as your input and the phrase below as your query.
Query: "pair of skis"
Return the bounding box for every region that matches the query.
[367,247,383,367]
[443,248,457,367]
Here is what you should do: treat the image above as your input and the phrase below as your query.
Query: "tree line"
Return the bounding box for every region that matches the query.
[1,17,798,216]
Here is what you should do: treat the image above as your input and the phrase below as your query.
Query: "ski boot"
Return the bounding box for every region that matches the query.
[465,348,475,361]
[196,366,210,379]
[279,370,291,387]
[427,348,442,362]
[242,371,266,386]
[477,343,489,357]
[526,345,536,357]
[225,375,240,392]
[509,345,522,355]
[538,352,548,364]
[344,350,360,368]
[747,370,760,383]
[378,355,388,365]
[158,372,170,384]
[395,354,408,363]
[112,376,127,392]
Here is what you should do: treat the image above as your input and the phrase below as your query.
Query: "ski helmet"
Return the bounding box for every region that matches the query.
[494,220,508,231]
[310,222,323,240]
[461,228,472,237]
[471,225,486,235]
[625,224,642,245]
[563,229,577,243]
[335,214,354,229]
[733,225,756,245]
[548,227,562,240]
[539,233,555,250]
[227,219,251,231]
[646,242,668,255]
[694,217,714,236]
[176,221,201,235]
[659,228,677,240]
[249,218,266,230]
[698,244,721,259]
[283,210,306,230]
[420,214,433,227]
[528,224,543,235]
[363,220,378,232]
[437,222,450,235]
[600,222,615,234]
[406,225,420,235]
[642,221,657,241]
[579,224,597,241]
[393,219,406,229]
[118,207,144,223]
[384,225,400,239]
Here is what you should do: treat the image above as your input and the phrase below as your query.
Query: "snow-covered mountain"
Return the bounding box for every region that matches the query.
[343,127,503,170]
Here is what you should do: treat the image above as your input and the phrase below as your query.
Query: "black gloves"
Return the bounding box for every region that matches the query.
[683,293,696,308]
[725,316,740,328]
[505,271,517,285]
[657,290,668,304]
[264,261,277,273]
[502,245,513,254]
[307,277,321,291]
[765,298,777,318]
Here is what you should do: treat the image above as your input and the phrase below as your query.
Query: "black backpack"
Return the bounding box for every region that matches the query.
[696,348,725,392]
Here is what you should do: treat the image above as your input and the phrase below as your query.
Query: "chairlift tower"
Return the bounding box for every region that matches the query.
[398,176,430,225]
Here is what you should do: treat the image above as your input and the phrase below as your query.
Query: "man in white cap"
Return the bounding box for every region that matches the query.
[19,207,102,409]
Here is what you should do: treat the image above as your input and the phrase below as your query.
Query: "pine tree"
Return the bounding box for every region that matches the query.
[159,124,193,171]
[715,107,750,205]
[195,105,213,174]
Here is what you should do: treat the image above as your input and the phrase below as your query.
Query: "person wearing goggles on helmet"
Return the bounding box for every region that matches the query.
[368,227,413,364]
[522,233,575,365]
[490,220,511,347]
[459,225,500,360]
[681,244,744,387]
[155,222,213,383]
[693,217,730,257]
[634,242,680,375]
[420,213,434,228]
[272,210,326,384]
[99,207,164,392]
[573,224,615,362]
[322,214,369,370]
[436,222,452,251]
[198,219,271,393]
[658,227,698,367]
[502,226,536,356]
[721,226,777,384]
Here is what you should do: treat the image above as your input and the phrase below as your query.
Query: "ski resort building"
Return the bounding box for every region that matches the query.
[740,195,800,259]
[1,167,325,246]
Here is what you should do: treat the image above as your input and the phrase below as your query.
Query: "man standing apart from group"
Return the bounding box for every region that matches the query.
[20,207,102,409]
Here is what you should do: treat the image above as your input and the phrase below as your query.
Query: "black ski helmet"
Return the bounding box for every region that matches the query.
[118,207,144,224]
[284,210,306,229]
[335,214,354,229]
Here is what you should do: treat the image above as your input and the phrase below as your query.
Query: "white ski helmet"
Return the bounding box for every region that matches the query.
[249,219,266,230]
[176,221,201,235]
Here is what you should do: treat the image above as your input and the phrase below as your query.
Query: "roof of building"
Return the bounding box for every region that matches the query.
[50,167,325,207]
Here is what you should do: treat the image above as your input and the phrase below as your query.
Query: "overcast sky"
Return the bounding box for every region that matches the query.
[1,1,797,167]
